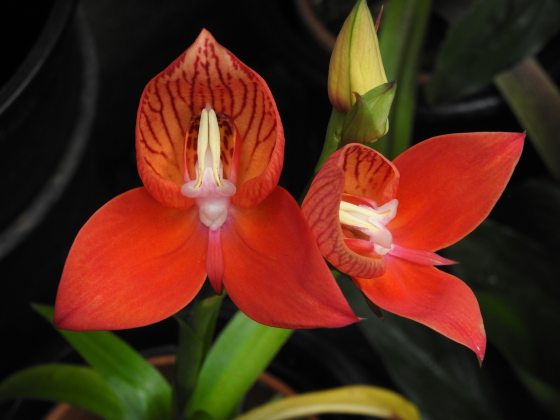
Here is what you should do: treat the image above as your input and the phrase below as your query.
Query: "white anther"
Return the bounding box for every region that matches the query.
[182,107,235,231]
[339,199,398,256]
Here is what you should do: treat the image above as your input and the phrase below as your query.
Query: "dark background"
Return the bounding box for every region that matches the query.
[0,0,546,418]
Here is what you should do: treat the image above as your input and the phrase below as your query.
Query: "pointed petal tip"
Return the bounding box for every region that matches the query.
[52,303,94,332]
[501,131,525,156]
[355,257,487,361]
[472,323,487,365]
[223,187,360,330]
[53,189,208,331]
[52,306,70,330]
[196,28,217,43]
[391,131,525,251]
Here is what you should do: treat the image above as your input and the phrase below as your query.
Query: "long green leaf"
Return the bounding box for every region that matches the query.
[186,311,292,420]
[236,385,420,420]
[447,219,560,416]
[340,279,502,420]
[427,0,560,102]
[0,364,124,419]
[377,0,432,158]
[495,58,560,179]
[33,304,172,420]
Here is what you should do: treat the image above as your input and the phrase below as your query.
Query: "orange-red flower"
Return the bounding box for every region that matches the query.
[302,133,524,360]
[54,30,358,331]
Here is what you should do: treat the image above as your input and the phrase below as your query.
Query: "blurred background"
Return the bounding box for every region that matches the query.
[0,0,558,418]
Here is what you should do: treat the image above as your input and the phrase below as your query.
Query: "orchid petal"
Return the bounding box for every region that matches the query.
[354,256,486,361]
[136,29,283,209]
[231,74,284,209]
[54,188,207,330]
[222,187,359,329]
[390,132,524,251]
[302,144,399,278]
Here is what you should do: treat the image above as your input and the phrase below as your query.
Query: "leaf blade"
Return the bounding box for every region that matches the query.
[186,311,292,420]
[495,58,560,179]
[0,364,124,420]
[236,385,420,420]
[427,0,560,102]
[33,304,172,420]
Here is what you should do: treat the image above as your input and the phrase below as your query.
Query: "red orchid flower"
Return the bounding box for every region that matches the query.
[54,30,358,331]
[302,133,524,360]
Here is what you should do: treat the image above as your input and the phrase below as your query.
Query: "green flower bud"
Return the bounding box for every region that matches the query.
[328,0,387,113]
[341,82,396,144]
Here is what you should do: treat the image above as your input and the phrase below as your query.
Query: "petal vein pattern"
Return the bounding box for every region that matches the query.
[136,29,283,210]
[55,30,358,331]
[303,134,524,359]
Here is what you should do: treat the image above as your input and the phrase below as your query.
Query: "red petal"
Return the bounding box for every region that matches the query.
[54,188,207,330]
[302,144,399,278]
[391,132,524,251]
[230,66,284,208]
[354,256,486,361]
[338,144,399,203]
[222,187,358,328]
[136,29,283,209]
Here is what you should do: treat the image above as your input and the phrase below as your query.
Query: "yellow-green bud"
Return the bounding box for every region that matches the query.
[341,82,395,144]
[328,0,387,113]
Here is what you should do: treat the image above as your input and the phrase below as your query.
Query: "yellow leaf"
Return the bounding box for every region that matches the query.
[236,385,420,420]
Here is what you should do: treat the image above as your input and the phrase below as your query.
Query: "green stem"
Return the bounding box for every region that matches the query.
[314,108,346,173]
[173,294,224,418]
[377,0,432,158]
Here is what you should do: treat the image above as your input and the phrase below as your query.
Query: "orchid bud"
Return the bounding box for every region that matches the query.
[328,0,387,113]
[342,82,395,144]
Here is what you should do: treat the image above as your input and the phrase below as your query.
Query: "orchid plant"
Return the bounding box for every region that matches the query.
[0,1,526,419]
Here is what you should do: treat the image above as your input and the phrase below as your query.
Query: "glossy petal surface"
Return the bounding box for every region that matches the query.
[354,256,486,361]
[55,188,207,330]
[136,29,283,209]
[222,187,359,328]
[390,132,524,251]
[302,144,398,278]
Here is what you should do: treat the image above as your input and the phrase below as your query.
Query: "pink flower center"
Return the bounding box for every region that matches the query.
[181,107,236,230]
[339,197,398,256]
[339,194,456,266]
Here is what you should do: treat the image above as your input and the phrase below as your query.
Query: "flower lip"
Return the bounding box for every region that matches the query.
[181,107,236,231]
[302,143,399,279]
[339,197,398,256]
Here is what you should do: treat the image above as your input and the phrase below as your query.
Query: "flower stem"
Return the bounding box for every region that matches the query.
[172,294,224,418]
[314,108,346,173]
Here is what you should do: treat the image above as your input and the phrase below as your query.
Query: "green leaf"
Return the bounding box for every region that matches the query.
[447,220,560,416]
[505,179,560,250]
[173,294,224,415]
[495,58,560,180]
[0,364,124,420]
[340,279,502,420]
[427,0,560,102]
[377,0,432,158]
[186,311,292,420]
[236,385,420,420]
[33,304,172,420]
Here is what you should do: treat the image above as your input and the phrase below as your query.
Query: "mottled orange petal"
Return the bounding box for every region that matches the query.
[302,144,399,278]
[390,132,524,251]
[54,188,207,330]
[354,256,486,361]
[136,29,283,209]
[229,66,283,208]
[222,187,359,328]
